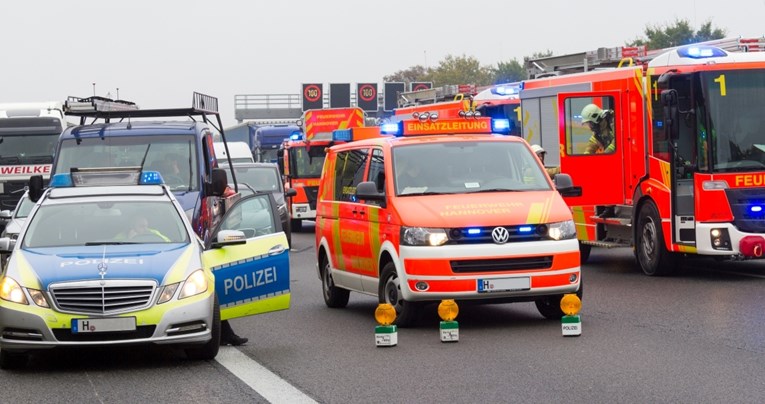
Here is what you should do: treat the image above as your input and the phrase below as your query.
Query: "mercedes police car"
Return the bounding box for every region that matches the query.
[0,168,290,369]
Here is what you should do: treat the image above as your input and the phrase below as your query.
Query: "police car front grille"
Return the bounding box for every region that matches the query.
[50,280,156,315]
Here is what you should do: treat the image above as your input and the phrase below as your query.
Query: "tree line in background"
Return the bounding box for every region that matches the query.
[384,19,726,87]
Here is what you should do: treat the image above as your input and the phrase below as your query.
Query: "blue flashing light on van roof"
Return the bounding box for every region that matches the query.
[491,119,511,134]
[289,131,302,141]
[677,46,727,59]
[380,122,403,136]
[491,84,522,96]
[332,129,353,142]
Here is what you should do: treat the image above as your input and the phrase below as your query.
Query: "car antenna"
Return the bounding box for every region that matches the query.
[139,144,151,170]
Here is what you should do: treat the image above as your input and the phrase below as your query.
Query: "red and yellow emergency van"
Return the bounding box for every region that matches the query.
[314,115,582,326]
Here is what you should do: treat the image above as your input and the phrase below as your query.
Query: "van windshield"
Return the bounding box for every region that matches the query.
[392,141,551,196]
[55,135,198,192]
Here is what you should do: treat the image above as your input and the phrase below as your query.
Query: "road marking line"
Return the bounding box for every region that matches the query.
[216,346,317,404]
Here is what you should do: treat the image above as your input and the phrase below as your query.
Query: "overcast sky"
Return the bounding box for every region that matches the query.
[2,0,764,127]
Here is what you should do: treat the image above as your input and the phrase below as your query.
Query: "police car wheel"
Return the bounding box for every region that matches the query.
[0,350,28,370]
[185,294,221,360]
[320,254,349,308]
[636,202,677,276]
[379,262,420,327]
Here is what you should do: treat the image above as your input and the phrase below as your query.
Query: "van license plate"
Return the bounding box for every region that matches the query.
[477,277,530,293]
[72,317,136,333]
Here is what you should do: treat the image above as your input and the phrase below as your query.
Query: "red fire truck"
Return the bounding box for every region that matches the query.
[280,107,365,230]
[518,36,765,275]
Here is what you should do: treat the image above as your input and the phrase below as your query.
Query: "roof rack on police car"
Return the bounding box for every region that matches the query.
[64,92,224,133]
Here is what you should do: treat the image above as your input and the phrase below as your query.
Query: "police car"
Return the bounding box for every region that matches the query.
[0,168,290,369]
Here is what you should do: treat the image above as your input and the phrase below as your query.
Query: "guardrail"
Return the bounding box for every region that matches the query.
[235,94,303,110]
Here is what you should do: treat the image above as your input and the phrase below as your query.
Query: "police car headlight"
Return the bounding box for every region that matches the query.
[548,220,577,240]
[157,283,180,304]
[401,227,448,246]
[179,270,208,299]
[28,289,49,308]
[0,276,28,305]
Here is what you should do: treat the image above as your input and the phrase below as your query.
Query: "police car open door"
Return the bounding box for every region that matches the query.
[201,193,290,320]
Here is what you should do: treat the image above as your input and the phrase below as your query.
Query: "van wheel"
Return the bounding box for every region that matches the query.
[635,201,677,276]
[379,262,420,327]
[186,294,221,360]
[579,243,591,264]
[536,281,583,320]
[0,350,28,370]
[291,219,302,232]
[321,255,349,308]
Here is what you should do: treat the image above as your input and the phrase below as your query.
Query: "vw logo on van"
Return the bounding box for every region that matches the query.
[491,227,510,244]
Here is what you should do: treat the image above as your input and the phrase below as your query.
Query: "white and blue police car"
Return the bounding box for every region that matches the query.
[0,168,290,369]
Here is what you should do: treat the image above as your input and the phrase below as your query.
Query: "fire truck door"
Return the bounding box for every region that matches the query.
[557,92,625,206]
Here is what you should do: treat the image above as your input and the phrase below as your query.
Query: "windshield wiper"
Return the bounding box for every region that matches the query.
[399,191,455,196]
[85,241,139,246]
[467,188,522,193]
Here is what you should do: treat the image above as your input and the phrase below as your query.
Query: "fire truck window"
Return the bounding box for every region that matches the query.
[564,96,616,155]
[366,149,385,206]
[333,148,368,202]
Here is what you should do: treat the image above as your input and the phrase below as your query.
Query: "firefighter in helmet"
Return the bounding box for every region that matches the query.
[530,144,560,178]
[581,104,615,154]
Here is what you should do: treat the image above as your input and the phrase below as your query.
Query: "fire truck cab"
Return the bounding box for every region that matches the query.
[519,37,765,275]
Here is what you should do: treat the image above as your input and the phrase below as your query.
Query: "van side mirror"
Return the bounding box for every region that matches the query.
[356,181,386,207]
[209,168,228,197]
[29,175,44,202]
[554,174,582,197]
[661,89,680,141]
[285,188,297,198]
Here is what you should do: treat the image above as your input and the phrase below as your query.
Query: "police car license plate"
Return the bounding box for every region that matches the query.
[72,317,136,333]
[477,277,530,293]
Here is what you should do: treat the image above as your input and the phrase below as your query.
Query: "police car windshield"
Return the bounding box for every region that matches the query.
[23,201,189,248]
[54,136,198,191]
[393,141,551,196]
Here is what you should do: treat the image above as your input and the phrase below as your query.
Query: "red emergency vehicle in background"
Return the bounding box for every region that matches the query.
[517,36,765,276]
[394,84,522,136]
[279,107,365,230]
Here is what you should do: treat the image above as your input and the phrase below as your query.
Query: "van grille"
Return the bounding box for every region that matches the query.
[50,280,156,315]
[451,257,553,273]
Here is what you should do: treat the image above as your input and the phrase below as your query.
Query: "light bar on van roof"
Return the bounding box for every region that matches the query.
[332,129,353,142]
[50,169,164,188]
[382,118,511,137]
[676,46,727,59]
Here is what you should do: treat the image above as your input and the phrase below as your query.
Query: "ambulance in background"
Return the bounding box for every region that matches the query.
[279,107,365,231]
[314,115,583,326]
[0,102,69,212]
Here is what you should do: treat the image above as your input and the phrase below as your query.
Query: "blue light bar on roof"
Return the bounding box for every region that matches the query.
[50,173,74,188]
[140,171,164,185]
[289,131,302,141]
[380,122,403,136]
[491,84,521,96]
[491,119,511,134]
[677,46,727,59]
[332,129,353,142]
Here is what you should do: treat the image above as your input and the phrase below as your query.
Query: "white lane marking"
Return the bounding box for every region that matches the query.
[216,346,317,404]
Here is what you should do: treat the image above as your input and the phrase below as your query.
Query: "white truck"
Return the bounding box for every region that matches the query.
[0,102,68,212]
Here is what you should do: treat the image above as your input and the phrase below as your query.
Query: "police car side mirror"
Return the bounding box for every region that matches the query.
[285,188,297,198]
[356,181,386,207]
[554,174,582,197]
[0,237,15,253]
[28,175,44,203]
[210,230,248,249]
[0,210,11,221]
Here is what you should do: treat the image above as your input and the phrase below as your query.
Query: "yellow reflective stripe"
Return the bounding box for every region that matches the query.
[331,204,345,270]
[571,206,590,241]
[164,246,196,285]
[526,202,544,224]
[15,253,42,290]
[676,245,697,254]
[659,160,671,188]
[204,234,286,270]
[368,207,381,275]
[221,294,290,321]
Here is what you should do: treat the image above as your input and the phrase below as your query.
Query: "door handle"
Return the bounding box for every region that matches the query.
[269,245,286,255]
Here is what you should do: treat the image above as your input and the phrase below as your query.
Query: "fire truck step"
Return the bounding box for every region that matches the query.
[588,216,631,226]
[581,240,630,248]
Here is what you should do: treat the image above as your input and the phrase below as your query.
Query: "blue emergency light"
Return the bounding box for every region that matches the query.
[677,46,726,59]
[491,83,522,96]
[50,173,74,188]
[491,119,511,134]
[750,205,763,213]
[380,122,403,136]
[140,171,164,185]
[290,131,303,141]
[518,225,534,234]
[467,228,481,235]
[332,129,353,142]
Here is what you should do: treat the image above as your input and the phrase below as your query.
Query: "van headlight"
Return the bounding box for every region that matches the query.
[179,269,208,299]
[401,227,448,246]
[0,276,28,305]
[547,220,577,240]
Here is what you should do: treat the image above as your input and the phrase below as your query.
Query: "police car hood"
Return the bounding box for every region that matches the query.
[18,244,191,289]
[393,191,571,227]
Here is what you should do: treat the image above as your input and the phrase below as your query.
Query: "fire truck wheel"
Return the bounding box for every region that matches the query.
[291,219,303,232]
[636,201,678,276]
[0,350,28,370]
[320,254,349,308]
[379,262,420,327]
[579,243,591,264]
